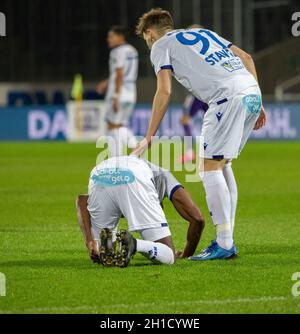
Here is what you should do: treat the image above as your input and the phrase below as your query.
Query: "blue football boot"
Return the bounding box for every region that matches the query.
[232,243,238,255]
[189,240,237,260]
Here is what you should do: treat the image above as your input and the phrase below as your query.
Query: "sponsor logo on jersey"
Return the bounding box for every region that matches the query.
[221,58,244,72]
[242,94,262,115]
[91,168,135,186]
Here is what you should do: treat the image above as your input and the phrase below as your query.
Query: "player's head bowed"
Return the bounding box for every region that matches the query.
[136,8,174,48]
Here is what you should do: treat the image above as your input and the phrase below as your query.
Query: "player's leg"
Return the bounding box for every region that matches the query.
[105,101,128,157]
[135,226,175,265]
[120,102,138,152]
[222,161,238,233]
[107,126,124,156]
[226,87,262,234]
[107,125,137,156]
[111,227,175,266]
[226,90,261,233]
[191,98,245,260]
[190,157,237,260]
[202,158,234,249]
[118,126,138,152]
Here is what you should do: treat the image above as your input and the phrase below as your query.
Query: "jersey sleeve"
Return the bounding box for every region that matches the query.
[215,33,233,48]
[163,171,183,201]
[150,44,173,75]
[113,48,127,69]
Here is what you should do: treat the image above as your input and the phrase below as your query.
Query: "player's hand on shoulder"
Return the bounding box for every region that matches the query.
[254,105,267,130]
[131,137,151,157]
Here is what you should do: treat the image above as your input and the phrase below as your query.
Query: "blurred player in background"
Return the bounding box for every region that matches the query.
[97,26,139,156]
[134,8,267,260]
[179,94,208,163]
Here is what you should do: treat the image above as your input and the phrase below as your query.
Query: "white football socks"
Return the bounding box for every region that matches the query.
[200,170,233,250]
[107,127,137,157]
[223,162,238,233]
[107,128,123,156]
[136,239,175,265]
[123,127,138,149]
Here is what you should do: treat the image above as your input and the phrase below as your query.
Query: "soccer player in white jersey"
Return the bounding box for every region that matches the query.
[96,26,139,157]
[133,8,267,260]
[76,155,205,267]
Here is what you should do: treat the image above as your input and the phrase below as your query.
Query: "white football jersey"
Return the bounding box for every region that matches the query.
[144,160,182,203]
[106,44,138,103]
[150,28,258,104]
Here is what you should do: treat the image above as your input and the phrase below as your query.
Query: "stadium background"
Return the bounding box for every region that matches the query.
[0,0,300,140]
[1,0,300,314]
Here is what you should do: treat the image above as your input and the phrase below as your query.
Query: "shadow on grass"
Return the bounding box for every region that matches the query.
[0,258,157,270]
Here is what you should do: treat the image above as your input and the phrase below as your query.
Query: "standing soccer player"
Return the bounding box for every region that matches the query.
[97,26,139,156]
[133,8,267,260]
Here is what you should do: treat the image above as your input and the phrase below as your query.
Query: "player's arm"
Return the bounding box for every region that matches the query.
[132,69,172,156]
[96,79,108,94]
[112,67,124,112]
[230,45,258,82]
[171,188,205,258]
[75,194,100,263]
[230,44,267,130]
[146,69,172,142]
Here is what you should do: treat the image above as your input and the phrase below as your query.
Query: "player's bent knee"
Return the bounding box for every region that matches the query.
[156,242,175,265]
[167,248,175,265]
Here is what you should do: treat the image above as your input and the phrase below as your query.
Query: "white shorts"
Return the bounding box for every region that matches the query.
[105,100,135,126]
[88,156,169,235]
[136,226,171,242]
[92,225,171,244]
[200,85,262,160]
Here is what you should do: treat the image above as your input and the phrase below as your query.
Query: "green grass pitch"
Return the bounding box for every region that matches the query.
[0,141,300,314]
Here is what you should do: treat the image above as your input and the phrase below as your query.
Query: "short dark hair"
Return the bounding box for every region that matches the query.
[109,25,127,38]
[136,8,174,37]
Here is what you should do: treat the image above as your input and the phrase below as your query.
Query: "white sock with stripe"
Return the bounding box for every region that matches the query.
[200,170,233,250]
[136,239,175,264]
[223,162,238,233]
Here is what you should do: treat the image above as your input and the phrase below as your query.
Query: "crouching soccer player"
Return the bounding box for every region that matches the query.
[76,155,205,267]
